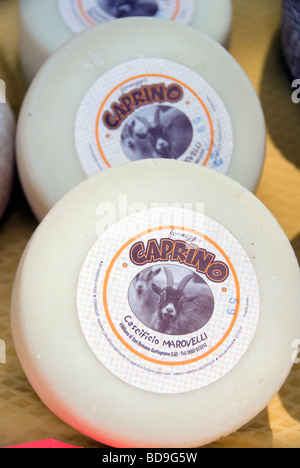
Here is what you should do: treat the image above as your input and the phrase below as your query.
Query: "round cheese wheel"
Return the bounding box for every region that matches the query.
[16,17,266,222]
[11,159,300,448]
[0,97,15,220]
[19,0,232,83]
[282,0,300,79]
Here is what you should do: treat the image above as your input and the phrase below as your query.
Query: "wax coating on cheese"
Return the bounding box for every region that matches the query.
[19,0,232,83]
[0,97,15,220]
[11,159,300,448]
[16,17,266,222]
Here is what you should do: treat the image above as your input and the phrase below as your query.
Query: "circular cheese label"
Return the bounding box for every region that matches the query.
[75,58,234,177]
[77,207,260,394]
[57,0,194,33]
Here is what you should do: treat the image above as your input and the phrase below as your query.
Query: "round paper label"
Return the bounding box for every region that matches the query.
[77,208,260,394]
[57,0,194,33]
[75,58,234,177]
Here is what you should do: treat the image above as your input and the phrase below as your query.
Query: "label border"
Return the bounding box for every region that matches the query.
[95,73,215,168]
[76,0,182,24]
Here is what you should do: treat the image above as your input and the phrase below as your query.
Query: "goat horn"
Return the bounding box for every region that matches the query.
[164,267,174,288]
[177,273,195,293]
[136,116,152,130]
[154,106,161,126]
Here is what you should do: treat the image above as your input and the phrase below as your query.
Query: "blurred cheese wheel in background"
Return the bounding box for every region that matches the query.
[281,0,300,79]
[19,0,232,84]
[11,159,300,448]
[0,94,15,221]
[16,17,266,221]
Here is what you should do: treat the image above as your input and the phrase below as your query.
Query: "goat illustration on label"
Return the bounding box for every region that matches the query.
[120,105,193,160]
[128,265,214,336]
[98,0,159,18]
[75,58,233,178]
[77,207,259,393]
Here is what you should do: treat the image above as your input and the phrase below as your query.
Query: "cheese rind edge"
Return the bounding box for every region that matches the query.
[11,160,300,448]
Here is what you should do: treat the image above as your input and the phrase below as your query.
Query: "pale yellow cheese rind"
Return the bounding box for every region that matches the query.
[16,17,266,221]
[11,160,300,448]
[19,0,233,83]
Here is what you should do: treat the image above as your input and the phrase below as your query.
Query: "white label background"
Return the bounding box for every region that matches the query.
[77,208,259,394]
[58,0,194,33]
[75,58,234,178]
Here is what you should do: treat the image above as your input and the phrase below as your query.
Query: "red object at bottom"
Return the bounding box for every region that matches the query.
[6,439,80,448]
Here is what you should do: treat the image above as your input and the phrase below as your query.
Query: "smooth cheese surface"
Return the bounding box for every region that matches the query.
[19,0,232,83]
[16,17,266,221]
[11,159,300,448]
[0,98,15,220]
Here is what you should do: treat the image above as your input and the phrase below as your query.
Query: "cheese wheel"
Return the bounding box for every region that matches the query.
[11,159,300,448]
[19,0,232,84]
[16,17,266,222]
[0,96,15,220]
[282,0,300,79]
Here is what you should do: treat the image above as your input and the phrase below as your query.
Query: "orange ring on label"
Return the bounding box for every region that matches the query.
[77,0,182,25]
[77,0,95,26]
[102,225,240,367]
[95,73,214,169]
[171,0,181,20]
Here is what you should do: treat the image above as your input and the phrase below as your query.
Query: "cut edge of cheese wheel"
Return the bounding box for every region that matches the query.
[16,16,265,222]
[10,159,300,448]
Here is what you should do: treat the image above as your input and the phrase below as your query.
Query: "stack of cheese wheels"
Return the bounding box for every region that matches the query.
[0,95,15,221]
[19,0,233,84]
[11,159,300,448]
[16,17,266,222]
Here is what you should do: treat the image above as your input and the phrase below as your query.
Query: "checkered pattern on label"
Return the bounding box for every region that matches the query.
[75,58,234,178]
[77,207,260,394]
